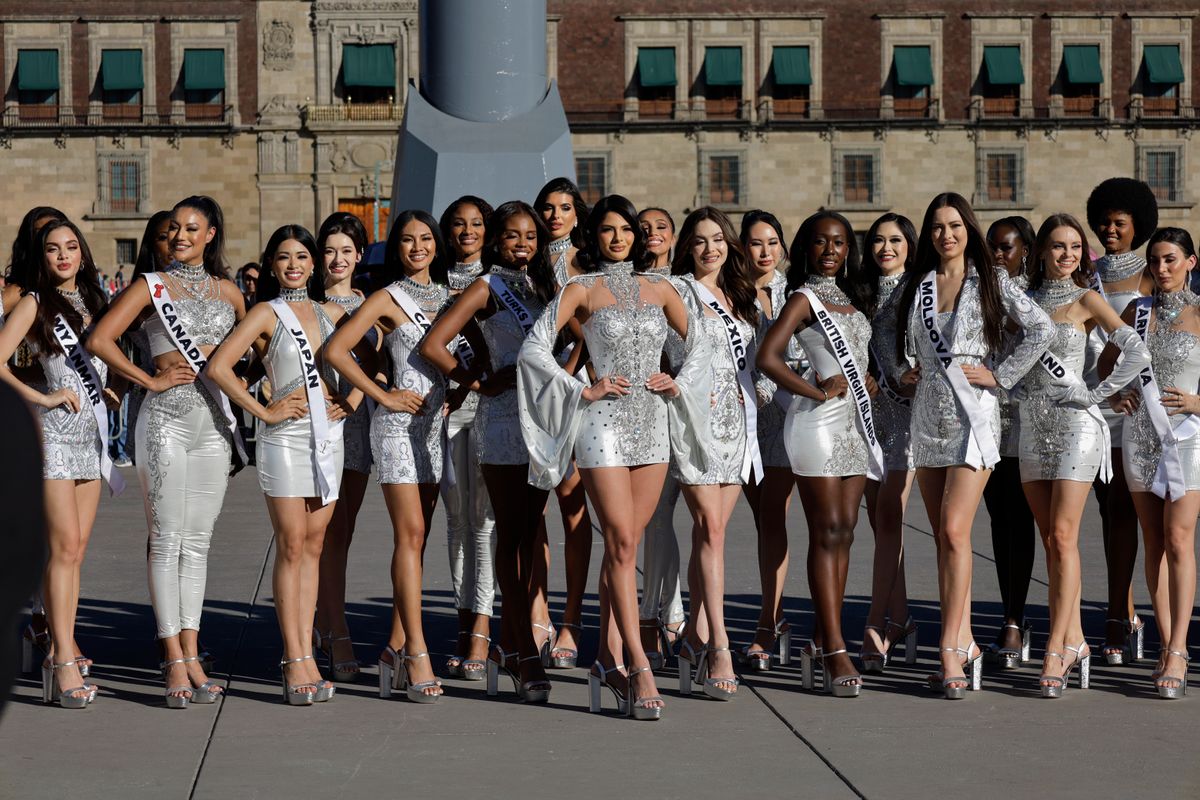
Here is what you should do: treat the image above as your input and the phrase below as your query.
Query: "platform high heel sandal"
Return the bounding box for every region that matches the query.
[741,620,791,673]
[1155,649,1189,700]
[20,622,50,675]
[314,629,360,683]
[532,621,555,668]
[859,625,888,675]
[1040,641,1090,698]
[378,647,403,699]
[517,656,552,703]
[641,621,665,671]
[398,651,442,704]
[701,646,739,701]
[677,640,706,696]
[486,646,518,697]
[627,666,664,721]
[159,657,193,709]
[280,656,317,706]
[547,622,580,670]
[822,649,862,697]
[182,656,223,704]
[459,633,490,682]
[940,644,983,699]
[886,617,918,666]
[988,623,1032,670]
[42,660,92,709]
[800,642,823,691]
[1102,617,1144,665]
[587,662,629,714]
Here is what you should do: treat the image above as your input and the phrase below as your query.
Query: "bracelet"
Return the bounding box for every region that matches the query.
[820,387,829,402]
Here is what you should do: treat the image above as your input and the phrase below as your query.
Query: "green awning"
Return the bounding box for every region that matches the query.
[773,46,811,86]
[183,49,225,90]
[637,47,676,87]
[17,49,58,91]
[101,49,143,91]
[984,46,1024,85]
[1063,45,1102,84]
[705,47,743,87]
[894,46,933,87]
[342,44,395,88]
[1145,44,1184,85]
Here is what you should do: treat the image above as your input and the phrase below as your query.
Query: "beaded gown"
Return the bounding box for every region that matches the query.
[326,292,375,474]
[871,272,914,472]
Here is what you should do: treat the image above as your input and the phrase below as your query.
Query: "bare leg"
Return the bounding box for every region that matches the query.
[552,465,592,658]
[42,479,96,700]
[863,469,914,660]
[742,467,794,658]
[381,483,441,696]
[680,483,742,695]
[1101,455,1140,654]
[317,468,368,670]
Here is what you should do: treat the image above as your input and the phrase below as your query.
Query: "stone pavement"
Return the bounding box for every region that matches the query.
[1,468,1198,800]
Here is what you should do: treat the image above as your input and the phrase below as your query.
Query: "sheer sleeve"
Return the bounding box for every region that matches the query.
[665,290,714,484]
[992,270,1053,390]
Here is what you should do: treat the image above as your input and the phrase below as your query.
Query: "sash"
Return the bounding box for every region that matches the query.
[268,299,340,504]
[50,313,125,495]
[691,281,763,483]
[869,343,911,409]
[386,283,456,489]
[1035,348,1112,483]
[798,289,886,481]
[143,273,247,464]
[917,271,1000,469]
[1132,297,1200,499]
[1088,270,1108,301]
[485,274,535,335]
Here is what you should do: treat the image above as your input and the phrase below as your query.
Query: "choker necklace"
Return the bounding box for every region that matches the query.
[449,261,485,292]
[549,236,572,256]
[803,273,853,306]
[57,287,89,318]
[167,261,216,301]
[1155,288,1198,325]
[489,265,536,301]
[279,287,309,303]
[1031,276,1086,312]
[400,276,449,313]
[649,263,671,276]
[168,262,208,283]
[598,260,633,273]
[327,293,361,309]
[1095,251,1146,284]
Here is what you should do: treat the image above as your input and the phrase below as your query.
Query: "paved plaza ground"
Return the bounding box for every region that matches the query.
[1,468,1197,799]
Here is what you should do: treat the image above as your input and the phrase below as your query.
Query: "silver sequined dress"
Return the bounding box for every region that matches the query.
[755,270,796,469]
[328,293,374,474]
[871,272,914,472]
[1085,254,1147,447]
[33,321,107,481]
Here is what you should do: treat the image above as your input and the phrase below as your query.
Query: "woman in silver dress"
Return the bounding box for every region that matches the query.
[533,177,595,668]
[326,210,452,703]
[635,207,687,667]
[893,193,1052,699]
[1085,178,1159,665]
[519,195,711,719]
[421,201,562,702]
[209,225,353,705]
[758,211,877,697]
[1019,214,1149,698]
[737,210,796,671]
[311,212,372,684]
[671,206,765,701]
[91,196,246,709]
[858,213,919,674]
[0,220,117,708]
[436,196,497,681]
[1108,227,1200,699]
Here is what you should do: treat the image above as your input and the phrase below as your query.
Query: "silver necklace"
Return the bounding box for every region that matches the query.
[399,276,449,314]
[57,287,88,318]
[327,293,362,310]
[803,273,853,306]
[167,261,216,301]
[598,260,633,273]
[1095,251,1146,284]
[1155,288,1197,325]
[1031,276,1087,313]
[549,236,572,257]
[449,261,485,292]
[279,287,309,303]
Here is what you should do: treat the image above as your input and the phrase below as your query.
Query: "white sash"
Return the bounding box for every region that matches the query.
[485,274,535,335]
[50,313,125,495]
[691,281,763,483]
[1035,348,1112,483]
[917,271,1000,469]
[1132,297,1200,499]
[798,289,886,481]
[869,343,911,409]
[143,273,247,464]
[267,299,340,504]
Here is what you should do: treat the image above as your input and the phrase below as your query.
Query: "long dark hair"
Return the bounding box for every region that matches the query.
[535,177,589,248]
[785,210,869,313]
[256,225,327,302]
[1147,226,1197,260]
[1029,213,1095,292]
[671,206,759,325]
[438,195,494,261]
[579,194,652,273]
[6,206,67,289]
[895,192,1005,360]
[860,212,917,313]
[383,209,450,288]
[133,210,172,278]
[482,200,557,305]
[172,195,229,278]
[28,219,108,354]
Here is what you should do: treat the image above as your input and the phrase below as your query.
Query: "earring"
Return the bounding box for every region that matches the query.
[1020,254,1027,274]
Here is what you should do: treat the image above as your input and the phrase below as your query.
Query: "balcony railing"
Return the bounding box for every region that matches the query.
[303,103,404,123]
[564,98,940,126]
[0,104,233,128]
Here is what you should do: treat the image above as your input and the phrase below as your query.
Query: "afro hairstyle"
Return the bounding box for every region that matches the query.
[1085,177,1159,251]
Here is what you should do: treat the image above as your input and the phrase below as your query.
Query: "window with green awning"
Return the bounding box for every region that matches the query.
[984,46,1024,86]
[102,49,143,91]
[183,49,225,90]
[637,47,676,88]
[18,49,59,91]
[893,46,933,87]
[1063,45,1102,85]
[1144,44,1185,85]
[342,44,395,88]
[773,46,811,86]
[705,47,743,87]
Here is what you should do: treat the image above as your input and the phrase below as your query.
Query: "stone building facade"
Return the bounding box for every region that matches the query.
[0,1,1196,273]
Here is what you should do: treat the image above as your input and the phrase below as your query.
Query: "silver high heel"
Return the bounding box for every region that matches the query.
[677,639,705,696]
[547,622,581,669]
[859,625,888,675]
[160,657,193,709]
[399,651,442,704]
[459,633,490,682]
[822,649,862,698]
[43,660,91,709]
[485,646,518,697]
[988,623,1032,670]
[627,666,664,721]
[1102,616,1144,665]
[940,644,983,699]
[517,655,552,703]
[280,656,316,706]
[587,661,629,714]
[1040,641,1090,698]
[701,646,739,701]
[378,646,402,699]
[1156,649,1190,700]
[299,653,335,702]
[886,617,919,666]
[801,641,823,691]
[741,620,791,672]
[641,621,664,671]
[314,629,360,683]
[182,656,223,704]
[21,623,50,675]
[75,655,91,679]
[532,621,555,667]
